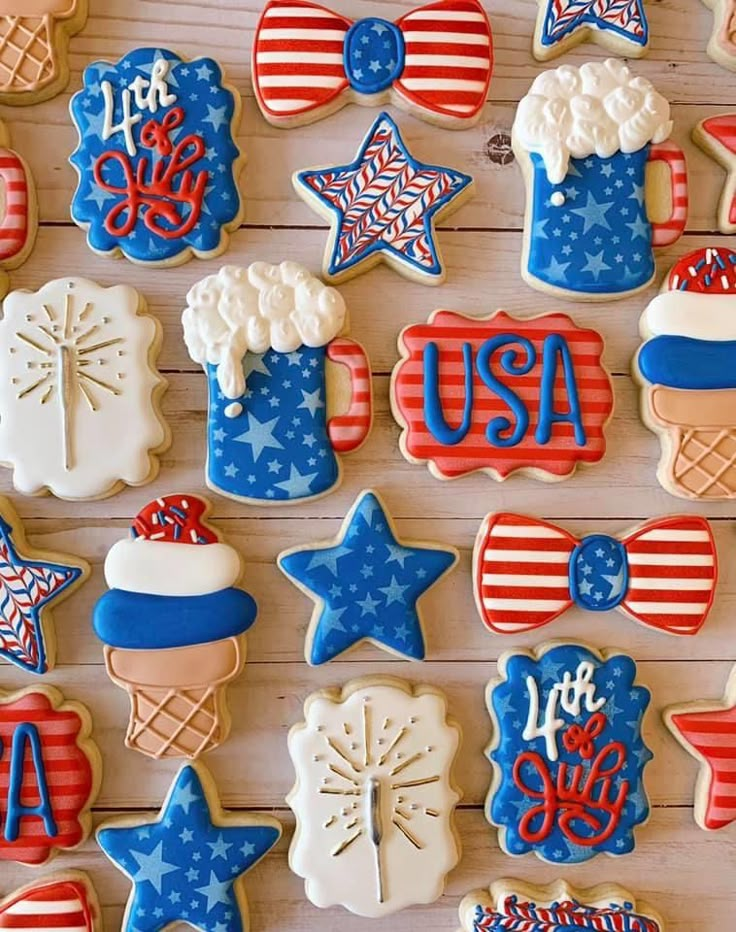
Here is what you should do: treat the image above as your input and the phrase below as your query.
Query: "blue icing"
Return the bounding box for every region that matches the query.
[488,644,652,864]
[206,347,341,503]
[638,336,736,389]
[278,490,457,664]
[569,534,628,612]
[98,764,280,932]
[526,148,655,295]
[93,588,257,649]
[541,0,648,49]
[70,48,240,263]
[344,19,404,94]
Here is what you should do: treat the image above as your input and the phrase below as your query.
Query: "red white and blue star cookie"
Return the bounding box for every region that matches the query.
[533,0,649,61]
[252,0,493,128]
[294,112,473,284]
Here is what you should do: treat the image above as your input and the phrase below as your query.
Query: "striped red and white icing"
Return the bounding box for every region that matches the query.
[648,141,688,248]
[0,877,96,932]
[326,337,372,452]
[0,148,30,263]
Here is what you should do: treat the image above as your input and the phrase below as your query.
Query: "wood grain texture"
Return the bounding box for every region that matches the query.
[0,0,734,929]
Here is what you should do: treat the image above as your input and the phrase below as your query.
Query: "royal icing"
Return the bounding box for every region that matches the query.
[486,642,653,864]
[70,48,242,265]
[278,489,458,664]
[665,662,736,832]
[287,678,461,917]
[533,0,649,61]
[252,0,493,128]
[183,262,372,504]
[474,513,717,637]
[513,60,687,298]
[0,873,100,932]
[0,277,169,500]
[634,247,736,500]
[693,115,736,233]
[98,762,281,932]
[0,120,36,269]
[93,495,257,760]
[0,686,99,866]
[701,0,736,71]
[390,309,613,482]
[0,496,87,674]
[295,112,473,284]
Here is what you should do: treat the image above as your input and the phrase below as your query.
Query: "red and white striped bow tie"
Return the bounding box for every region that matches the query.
[252,0,493,127]
[474,513,717,636]
[0,876,97,932]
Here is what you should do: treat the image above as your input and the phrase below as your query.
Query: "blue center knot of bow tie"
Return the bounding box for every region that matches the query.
[569,534,628,613]
[343,18,405,95]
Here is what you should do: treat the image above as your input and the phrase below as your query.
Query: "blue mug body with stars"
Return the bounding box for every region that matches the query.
[524,141,687,297]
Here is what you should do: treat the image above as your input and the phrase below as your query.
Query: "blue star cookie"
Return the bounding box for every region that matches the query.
[293,112,473,284]
[97,763,281,932]
[278,489,458,664]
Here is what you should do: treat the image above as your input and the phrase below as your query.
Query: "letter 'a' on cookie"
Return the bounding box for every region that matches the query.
[513,59,688,302]
[0,277,170,501]
[634,247,736,501]
[183,262,372,505]
[287,677,461,917]
[459,879,666,931]
[485,641,654,864]
[93,494,257,761]
[701,0,736,71]
[0,872,101,932]
[69,47,243,267]
[252,0,493,129]
[390,309,614,483]
[532,0,649,62]
[693,114,736,233]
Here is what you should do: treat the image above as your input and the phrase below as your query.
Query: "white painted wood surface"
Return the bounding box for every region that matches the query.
[2,0,735,928]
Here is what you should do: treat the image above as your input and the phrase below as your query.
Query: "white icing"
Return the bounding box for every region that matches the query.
[642,291,736,340]
[287,682,460,919]
[104,539,242,597]
[102,58,177,157]
[513,59,672,184]
[182,262,347,399]
[0,278,167,500]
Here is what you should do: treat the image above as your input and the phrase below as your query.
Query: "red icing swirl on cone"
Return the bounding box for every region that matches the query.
[131,495,218,544]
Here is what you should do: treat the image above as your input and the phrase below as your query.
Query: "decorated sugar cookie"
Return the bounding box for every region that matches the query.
[701,0,736,71]
[287,677,461,917]
[252,0,493,129]
[0,872,100,932]
[98,762,281,932]
[294,113,473,285]
[278,489,457,664]
[0,1,87,105]
[93,494,257,760]
[693,115,736,233]
[634,247,736,500]
[0,495,88,675]
[183,262,372,504]
[486,642,653,864]
[0,278,170,500]
[0,686,100,866]
[664,662,736,831]
[474,513,717,636]
[0,120,37,271]
[70,48,243,266]
[460,879,665,931]
[513,59,687,301]
[533,0,649,61]
[390,309,614,482]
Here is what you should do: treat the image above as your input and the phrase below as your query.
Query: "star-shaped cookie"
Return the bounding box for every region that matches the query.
[278,489,458,664]
[693,114,736,233]
[533,0,649,60]
[293,112,473,285]
[664,663,736,830]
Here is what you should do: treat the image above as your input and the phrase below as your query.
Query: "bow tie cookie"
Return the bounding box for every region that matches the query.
[486,642,653,864]
[253,0,493,128]
[70,47,243,266]
[513,59,687,301]
[93,495,257,760]
[0,873,100,932]
[533,0,649,61]
[474,513,717,636]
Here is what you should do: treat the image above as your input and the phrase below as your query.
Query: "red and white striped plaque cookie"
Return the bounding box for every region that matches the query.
[0,873,100,932]
[390,309,613,482]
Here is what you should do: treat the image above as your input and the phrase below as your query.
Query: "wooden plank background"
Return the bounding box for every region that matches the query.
[3,0,736,929]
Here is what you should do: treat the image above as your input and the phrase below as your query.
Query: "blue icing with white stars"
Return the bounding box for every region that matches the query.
[343,19,404,94]
[526,148,655,295]
[278,490,457,664]
[569,535,628,613]
[70,48,240,263]
[487,643,653,864]
[97,764,281,932]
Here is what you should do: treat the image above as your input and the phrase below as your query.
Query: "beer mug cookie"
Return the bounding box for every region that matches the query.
[634,247,736,500]
[183,262,372,505]
[513,59,688,301]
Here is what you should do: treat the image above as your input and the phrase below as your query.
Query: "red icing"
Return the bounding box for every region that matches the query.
[132,495,218,544]
[0,878,96,931]
[702,114,736,155]
[562,712,606,760]
[668,247,736,292]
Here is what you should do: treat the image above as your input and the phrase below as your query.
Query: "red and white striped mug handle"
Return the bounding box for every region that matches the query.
[648,140,688,247]
[0,148,31,264]
[326,337,372,453]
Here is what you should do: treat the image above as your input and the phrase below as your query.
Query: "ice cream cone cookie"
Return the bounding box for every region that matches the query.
[0,1,87,105]
[0,873,101,932]
[93,494,257,760]
[634,247,736,500]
